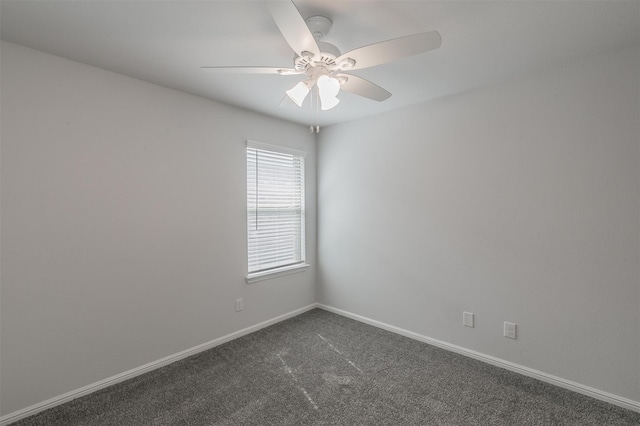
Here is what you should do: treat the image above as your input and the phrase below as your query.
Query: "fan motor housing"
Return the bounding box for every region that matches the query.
[294,41,341,71]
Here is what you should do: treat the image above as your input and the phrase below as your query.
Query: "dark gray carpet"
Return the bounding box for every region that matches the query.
[13,309,640,425]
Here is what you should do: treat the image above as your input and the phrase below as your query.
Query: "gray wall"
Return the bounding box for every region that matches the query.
[317,46,640,403]
[0,41,317,416]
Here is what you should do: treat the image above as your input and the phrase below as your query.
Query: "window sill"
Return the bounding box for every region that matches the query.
[246,263,310,284]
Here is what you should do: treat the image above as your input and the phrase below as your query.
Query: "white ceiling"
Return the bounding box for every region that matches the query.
[1,1,639,127]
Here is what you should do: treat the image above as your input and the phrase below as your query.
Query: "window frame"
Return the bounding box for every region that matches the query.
[245,140,309,283]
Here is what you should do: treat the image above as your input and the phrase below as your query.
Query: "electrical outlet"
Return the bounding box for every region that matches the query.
[504,322,516,339]
[463,312,474,328]
[235,298,243,312]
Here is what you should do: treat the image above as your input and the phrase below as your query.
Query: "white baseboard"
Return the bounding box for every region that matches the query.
[316,304,640,414]
[0,303,319,426]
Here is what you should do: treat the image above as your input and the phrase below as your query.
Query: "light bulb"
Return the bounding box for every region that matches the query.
[286,81,310,107]
[317,75,340,110]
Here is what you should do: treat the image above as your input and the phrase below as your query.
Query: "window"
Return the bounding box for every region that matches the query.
[246,141,307,282]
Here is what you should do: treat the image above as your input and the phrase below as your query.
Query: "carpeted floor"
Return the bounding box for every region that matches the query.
[13,309,640,425]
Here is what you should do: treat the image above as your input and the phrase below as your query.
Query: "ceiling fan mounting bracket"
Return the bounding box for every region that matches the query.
[305,16,332,40]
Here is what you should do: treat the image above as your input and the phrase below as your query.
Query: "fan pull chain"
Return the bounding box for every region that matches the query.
[308,85,320,133]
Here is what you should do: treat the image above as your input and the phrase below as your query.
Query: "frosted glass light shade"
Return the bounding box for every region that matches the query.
[286,81,310,107]
[317,75,340,110]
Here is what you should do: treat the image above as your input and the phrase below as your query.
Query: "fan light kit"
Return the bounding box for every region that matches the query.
[202,1,441,115]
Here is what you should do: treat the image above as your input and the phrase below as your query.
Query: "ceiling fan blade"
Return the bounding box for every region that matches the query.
[336,31,441,71]
[337,74,391,102]
[266,1,320,57]
[200,66,301,75]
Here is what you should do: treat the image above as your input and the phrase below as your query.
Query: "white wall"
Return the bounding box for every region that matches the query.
[0,41,316,416]
[317,46,640,403]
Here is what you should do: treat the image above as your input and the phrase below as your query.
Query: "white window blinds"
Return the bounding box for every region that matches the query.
[247,141,306,275]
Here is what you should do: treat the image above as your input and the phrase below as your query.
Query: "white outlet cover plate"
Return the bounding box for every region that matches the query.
[504,322,517,339]
[463,312,474,328]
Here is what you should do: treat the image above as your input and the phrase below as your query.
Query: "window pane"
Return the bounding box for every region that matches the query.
[247,144,305,274]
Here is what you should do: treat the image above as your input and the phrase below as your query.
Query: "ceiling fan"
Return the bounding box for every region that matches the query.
[202,1,442,111]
